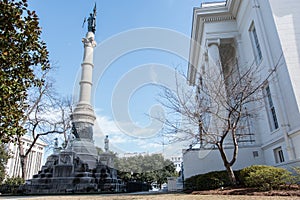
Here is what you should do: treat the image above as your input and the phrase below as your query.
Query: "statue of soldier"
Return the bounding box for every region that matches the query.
[104,135,109,152]
[87,4,97,33]
[87,13,96,33]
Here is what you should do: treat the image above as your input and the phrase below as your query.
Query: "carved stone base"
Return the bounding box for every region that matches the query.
[72,139,97,169]
[72,122,94,141]
[26,149,122,194]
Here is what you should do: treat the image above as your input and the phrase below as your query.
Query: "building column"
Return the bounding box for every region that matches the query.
[205,39,226,97]
[206,38,223,80]
[206,38,227,133]
[235,35,246,69]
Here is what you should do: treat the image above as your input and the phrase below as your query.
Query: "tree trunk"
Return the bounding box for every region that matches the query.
[18,138,27,179]
[20,155,27,179]
[217,144,237,185]
[225,163,236,185]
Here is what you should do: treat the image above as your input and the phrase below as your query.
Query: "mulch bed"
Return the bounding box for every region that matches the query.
[191,187,300,197]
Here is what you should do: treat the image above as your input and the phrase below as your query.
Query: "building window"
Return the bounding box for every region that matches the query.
[263,84,279,131]
[249,22,262,64]
[274,147,285,163]
[253,151,259,158]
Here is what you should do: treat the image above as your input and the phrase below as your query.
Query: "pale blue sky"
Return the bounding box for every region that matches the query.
[28,0,223,157]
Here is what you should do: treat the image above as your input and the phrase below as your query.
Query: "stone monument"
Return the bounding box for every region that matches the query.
[21,5,124,194]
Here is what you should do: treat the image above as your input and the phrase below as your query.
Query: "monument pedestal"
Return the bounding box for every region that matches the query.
[72,139,97,169]
[24,147,122,194]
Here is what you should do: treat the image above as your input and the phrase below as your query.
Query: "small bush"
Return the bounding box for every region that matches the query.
[292,167,300,183]
[0,177,25,194]
[239,165,268,185]
[196,171,228,190]
[184,175,197,191]
[240,165,293,191]
[4,177,25,186]
[185,170,239,191]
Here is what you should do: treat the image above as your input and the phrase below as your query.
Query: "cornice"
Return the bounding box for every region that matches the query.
[202,15,235,23]
[192,0,241,44]
[261,136,284,150]
[188,0,241,85]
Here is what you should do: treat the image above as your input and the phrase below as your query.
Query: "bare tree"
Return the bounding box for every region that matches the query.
[16,68,72,179]
[158,49,282,185]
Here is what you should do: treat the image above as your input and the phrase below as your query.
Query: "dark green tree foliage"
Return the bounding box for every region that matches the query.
[0,144,10,182]
[115,154,176,186]
[0,0,49,143]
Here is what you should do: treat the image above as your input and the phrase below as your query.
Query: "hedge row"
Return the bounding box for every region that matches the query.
[185,165,298,191]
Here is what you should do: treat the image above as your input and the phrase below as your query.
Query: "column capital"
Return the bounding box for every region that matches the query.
[206,38,220,47]
[82,32,97,47]
[82,37,96,48]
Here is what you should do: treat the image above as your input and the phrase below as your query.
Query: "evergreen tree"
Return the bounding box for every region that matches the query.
[0,0,49,143]
[115,154,176,186]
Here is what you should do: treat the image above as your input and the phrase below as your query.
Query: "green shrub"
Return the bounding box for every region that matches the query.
[240,165,293,191]
[292,167,300,183]
[184,175,197,191]
[4,177,24,186]
[185,170,240,191]
[197,171,228,190]
[239,165,268,185]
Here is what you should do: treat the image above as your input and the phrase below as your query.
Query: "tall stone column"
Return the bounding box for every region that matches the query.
[79,32,96,105]
[206,38,225,97]
[71,32,96,142]
[207,38,222,78]
[206,38,227,134]
[235,35,246,68]
[70,32,98,168]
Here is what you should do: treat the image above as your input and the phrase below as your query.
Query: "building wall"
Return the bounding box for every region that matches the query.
[235,0,289,159]
[245,0,300,166]
[266,0,300,168]
[183,146,265,179]
[185,0,300,179]
[6,136,46,180]
[268,0,300,113]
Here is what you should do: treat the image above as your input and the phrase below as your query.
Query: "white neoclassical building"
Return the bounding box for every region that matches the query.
[6,136,46,180]
[184,0,300,179]
[170,156,183,173]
